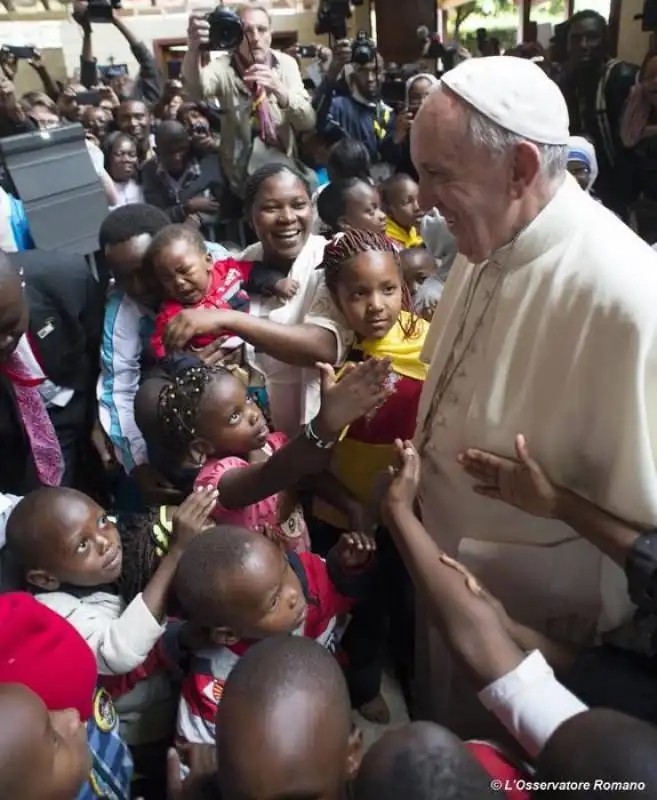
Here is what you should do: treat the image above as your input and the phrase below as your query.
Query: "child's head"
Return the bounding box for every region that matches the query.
[327,137,372,183]
[535,709,657,799]
[217,636,362,800]
[355,722,495,800]
[0,592,97,723]
[146,224,213,306]
[323,229,416,340]
[99,203,170,308]
[157,364,269,463]
[399,246,437,298]
[6,488,122,591]
[174,526,307,644]
[380,173,423,231]
[567,136,598,192]
[155,120,191,178]
[0,684,91,800]
[317,178,387,236]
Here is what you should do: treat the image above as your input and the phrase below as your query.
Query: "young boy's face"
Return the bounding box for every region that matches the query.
[106,233,161,310]
[0,684,91,800]
[211,536,307,644]
[153,237,213,306]
[386,177,423,231]
[341,182,387,236]
[400,248,436,297]
[27,491,122,591]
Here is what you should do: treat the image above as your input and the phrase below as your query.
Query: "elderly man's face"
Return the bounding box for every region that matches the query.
[240,8,272,65]
[411,89,517,264]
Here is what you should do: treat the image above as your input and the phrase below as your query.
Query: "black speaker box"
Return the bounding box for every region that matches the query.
[0,123,109,255]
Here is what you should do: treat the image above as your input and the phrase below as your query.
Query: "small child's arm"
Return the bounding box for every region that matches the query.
[383,441,586,758]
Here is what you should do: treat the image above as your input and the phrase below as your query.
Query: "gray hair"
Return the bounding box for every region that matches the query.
[463,102,568,185]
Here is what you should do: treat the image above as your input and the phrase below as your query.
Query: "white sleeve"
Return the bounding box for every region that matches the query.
[97,292,149,472]
[37,591,165,675]
[304,275,353,364]
[477,650,588,759]
[0,494,21,550]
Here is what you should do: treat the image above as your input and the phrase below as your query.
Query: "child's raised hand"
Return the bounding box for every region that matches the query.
[457,434,558,518]
[337,532,376,569]
[385,439,420,511]
[314,357,393,439]
[172,486,218,549]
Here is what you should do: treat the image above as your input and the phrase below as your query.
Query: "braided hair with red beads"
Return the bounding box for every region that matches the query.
[321,229,421,340]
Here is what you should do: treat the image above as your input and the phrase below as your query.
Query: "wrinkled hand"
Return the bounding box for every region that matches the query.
[384,439,420,512]
[314,357,392,440]
[336,532,376,569]
[164,308,229,353]
[171,486,219,549]
[167,745,217,800]
[243,64,289,108]
[132,463,183,505]
[273,277,299,299]
[457,434,558,518]
[184,195,220,215]
[91,421,117,470]
[188,13,210,50]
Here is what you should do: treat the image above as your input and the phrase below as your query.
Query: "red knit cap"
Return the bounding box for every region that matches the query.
[0,592,96,721]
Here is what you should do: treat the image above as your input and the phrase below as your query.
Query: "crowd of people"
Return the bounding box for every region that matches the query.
[0,2,657,799]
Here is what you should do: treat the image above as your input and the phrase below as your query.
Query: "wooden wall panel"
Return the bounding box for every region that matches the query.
[374,0,436,64]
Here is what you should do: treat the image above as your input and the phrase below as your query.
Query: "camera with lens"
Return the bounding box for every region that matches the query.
[351,30,376,66]
[205,6,244,51]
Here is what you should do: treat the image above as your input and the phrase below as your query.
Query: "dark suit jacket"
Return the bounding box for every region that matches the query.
[0,249,103,493]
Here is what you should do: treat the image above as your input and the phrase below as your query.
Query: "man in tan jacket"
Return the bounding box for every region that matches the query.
[182,4,316,198]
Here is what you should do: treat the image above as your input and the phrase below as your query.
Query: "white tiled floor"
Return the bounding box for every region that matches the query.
[354,671,410,751]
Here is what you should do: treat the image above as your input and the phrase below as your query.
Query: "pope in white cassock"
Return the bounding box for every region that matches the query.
[410,56,657,735]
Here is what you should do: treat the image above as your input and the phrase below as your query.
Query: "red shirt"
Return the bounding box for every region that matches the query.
[151,258,252,359]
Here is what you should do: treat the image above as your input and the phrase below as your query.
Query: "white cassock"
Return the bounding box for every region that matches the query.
[414,174,657,735]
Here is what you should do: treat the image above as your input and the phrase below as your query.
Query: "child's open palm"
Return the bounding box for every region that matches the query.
[172,486,219,548]
[457,434,558,518]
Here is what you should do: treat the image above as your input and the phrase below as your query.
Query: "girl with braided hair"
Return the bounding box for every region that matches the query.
[154,354,394,556]
[310,228,429,724]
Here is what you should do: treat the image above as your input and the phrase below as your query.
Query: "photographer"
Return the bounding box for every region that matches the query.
[181,4,316,200]
[314,36,397,164]
[72,1,162,105]
[385,73,438,180]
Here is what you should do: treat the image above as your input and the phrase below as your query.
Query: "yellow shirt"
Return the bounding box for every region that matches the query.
[386,217,424,249]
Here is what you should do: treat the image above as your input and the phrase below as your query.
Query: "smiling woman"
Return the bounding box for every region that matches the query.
[164,164,352,435]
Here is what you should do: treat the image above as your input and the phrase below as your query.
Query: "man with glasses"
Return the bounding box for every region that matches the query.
[181,4,315,201]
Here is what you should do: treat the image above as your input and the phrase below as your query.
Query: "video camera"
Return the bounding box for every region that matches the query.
[315,0,351,41]
[351,30,377,66]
